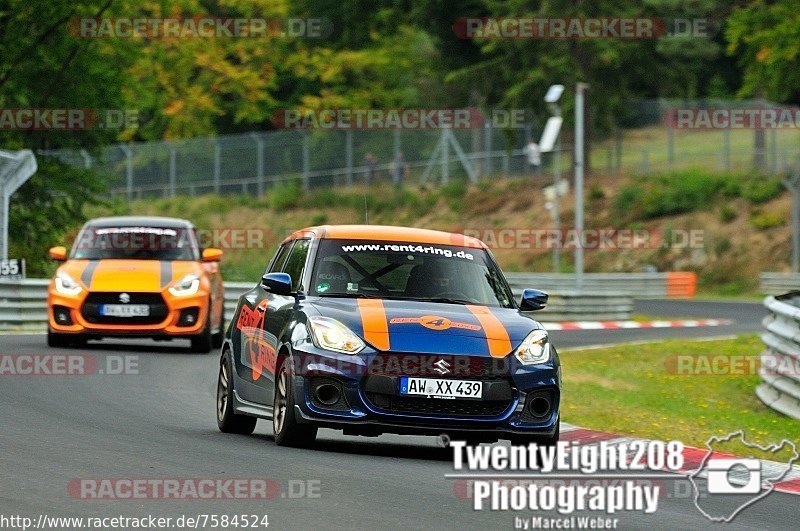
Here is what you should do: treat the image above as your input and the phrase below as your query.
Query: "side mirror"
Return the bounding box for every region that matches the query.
[49,246,67,261]
[261,272,292,295]
[202,248,223,262]
[520,289,548,311]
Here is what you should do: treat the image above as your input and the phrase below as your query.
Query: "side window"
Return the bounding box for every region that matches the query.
[268,243,292,273]
[281,239,311,291]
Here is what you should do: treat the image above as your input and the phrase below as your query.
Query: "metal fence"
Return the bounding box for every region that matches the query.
[757,292,800,420]
[41,99,800,199]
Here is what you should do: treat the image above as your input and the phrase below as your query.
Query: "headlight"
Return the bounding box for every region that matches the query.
[515,329,551,365]
[168,274,200,296]
[308,317,365,354]
[55,271,82,296]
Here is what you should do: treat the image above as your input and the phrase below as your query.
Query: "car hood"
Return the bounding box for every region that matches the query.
[308,298,540,357]
[59,259,199,292]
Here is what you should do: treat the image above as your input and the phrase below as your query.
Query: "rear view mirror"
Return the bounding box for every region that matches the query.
[49,246,67,261]
[261,272,292,295]
[202,247,223,262]
[520,289,548,311]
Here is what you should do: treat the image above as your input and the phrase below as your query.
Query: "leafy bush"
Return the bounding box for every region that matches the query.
[741,177,783,203]
[612,169,785,222]
[719,205,737,223]
[750,209,786,230]
[268,179,303,211]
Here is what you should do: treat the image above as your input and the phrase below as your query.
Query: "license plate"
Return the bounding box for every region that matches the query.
[100,304,150,317]
[399,377,483,399]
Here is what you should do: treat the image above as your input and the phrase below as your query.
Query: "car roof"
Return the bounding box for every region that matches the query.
[283,225,486,248]
[83,216,195,229]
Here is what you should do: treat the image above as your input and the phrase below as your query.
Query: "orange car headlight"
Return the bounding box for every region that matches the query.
[168,274,200,296]
[55,271,82,296]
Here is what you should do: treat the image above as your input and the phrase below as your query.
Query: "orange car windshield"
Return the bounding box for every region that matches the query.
[70,226,200,261]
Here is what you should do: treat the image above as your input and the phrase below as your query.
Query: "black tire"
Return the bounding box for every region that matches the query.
[273,357,317,447]
[190,313,213,353]
[47,330,83,348]
[216,350,257,434]
[211,312,224,350]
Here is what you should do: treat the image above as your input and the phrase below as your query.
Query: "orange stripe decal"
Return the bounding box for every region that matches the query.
[357,299,390,351]
[466,305,512,358]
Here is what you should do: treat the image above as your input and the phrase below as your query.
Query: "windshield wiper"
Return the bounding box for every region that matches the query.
[410,297,476,305]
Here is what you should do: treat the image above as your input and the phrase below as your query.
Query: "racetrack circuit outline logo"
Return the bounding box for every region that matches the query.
[687,430,799,522]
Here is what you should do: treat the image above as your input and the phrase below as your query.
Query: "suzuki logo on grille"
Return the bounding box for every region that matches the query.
[119,293,130,303]
[433,359,451,374]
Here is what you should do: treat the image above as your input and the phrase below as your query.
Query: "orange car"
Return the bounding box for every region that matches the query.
[47,216,225,352]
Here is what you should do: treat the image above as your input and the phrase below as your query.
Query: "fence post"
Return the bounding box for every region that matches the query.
[345,130,353,186]
[606,147,613,175]
[667,127,674,170]
[723,129,730,171]
[484,125,492,177]
[213,139,221,195]
[770,129,777,174]
[441,129,449,184]
[120,145,133,201]
[642,149,649,175]
[168,143,177,197]
[302,132,310,190]
[393,129,401,185]
[251,133,264,196]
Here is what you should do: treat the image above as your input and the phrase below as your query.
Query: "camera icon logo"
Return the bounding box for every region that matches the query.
[706,458,762,494]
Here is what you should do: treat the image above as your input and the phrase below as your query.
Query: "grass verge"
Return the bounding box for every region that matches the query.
[559,335,799,449]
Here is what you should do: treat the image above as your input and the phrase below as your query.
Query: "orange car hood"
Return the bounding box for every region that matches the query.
[60,260,199,292]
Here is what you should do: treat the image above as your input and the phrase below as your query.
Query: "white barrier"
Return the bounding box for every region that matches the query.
[760,272,800,294]
[757,292,800,420]
[0,278,635,329]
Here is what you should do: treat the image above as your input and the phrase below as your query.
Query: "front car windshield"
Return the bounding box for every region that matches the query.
[70,226,200,261]
[310,239,515,308]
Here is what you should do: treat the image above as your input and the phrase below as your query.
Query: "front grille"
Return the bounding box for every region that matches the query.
[365,392,512,417]
[367,353,510,380]
[81,292,169,325]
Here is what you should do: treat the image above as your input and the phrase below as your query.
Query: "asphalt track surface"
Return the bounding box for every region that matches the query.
[1,300,794,530]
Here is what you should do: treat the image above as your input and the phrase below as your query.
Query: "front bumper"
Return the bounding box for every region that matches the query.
[47,287,210,336]
[287,342,561,438]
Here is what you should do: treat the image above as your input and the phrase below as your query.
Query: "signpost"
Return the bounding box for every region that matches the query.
[0,149,38,260]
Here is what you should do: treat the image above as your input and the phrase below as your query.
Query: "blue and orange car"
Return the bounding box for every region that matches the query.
[216,225,560,446]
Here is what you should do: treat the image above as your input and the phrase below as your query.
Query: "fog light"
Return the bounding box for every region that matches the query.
[178,308,200,327]
[53,306,73,325]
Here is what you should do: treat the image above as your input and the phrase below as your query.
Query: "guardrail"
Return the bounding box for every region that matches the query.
[760,272,800,295]
[505,272,696,299]
[1,278,641,329]
[756,292,800,420]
